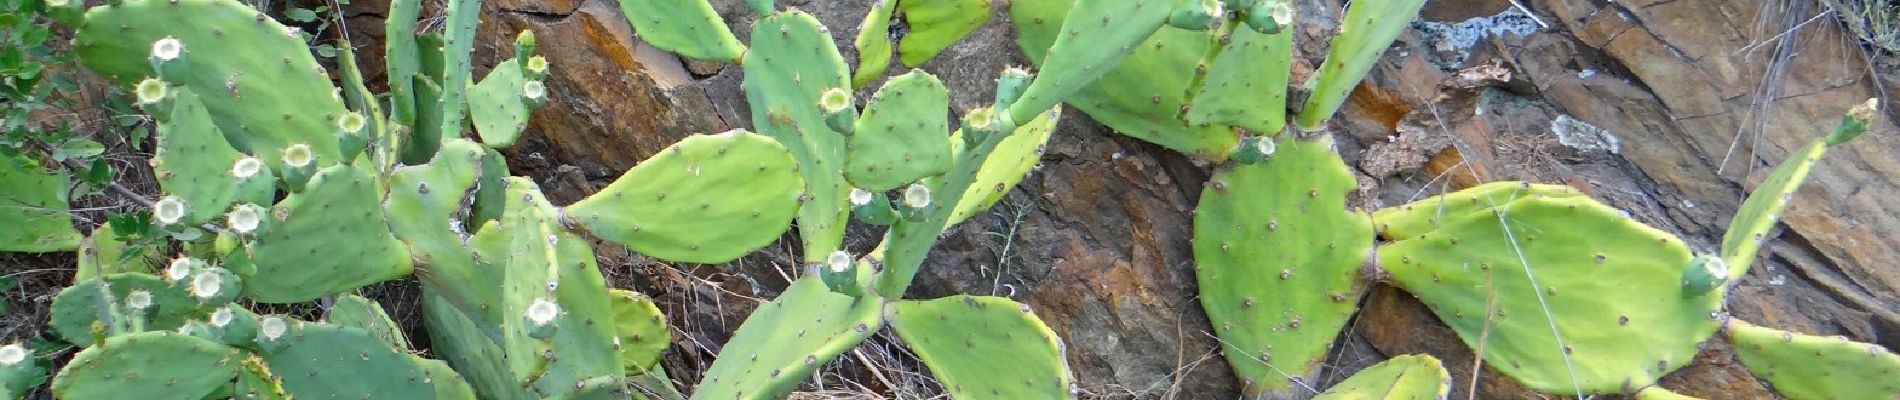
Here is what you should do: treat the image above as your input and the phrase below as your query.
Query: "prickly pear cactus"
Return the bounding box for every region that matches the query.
[607,289,670,375]
[0,151,81,252]
[150,89,275,225]
[245,164,412,303]
[1004,0,1170,126]
[1721,99,1876,281]
[888,295,1073,399]
[466,56,540,149]
[1184,26,1293,135]
[1635,387,1704,400]
[51,331,242,400]
[617,0,746,63]
[850,0,899,88]
[1194,136,1374,395]
[895,0,994,66]
[741,10,852,265]
[1011,0,1238,160]
[1312,354,1450,400]
[844,71,954,191]
[327,293,412,350]
[692,277,883,400]
[1724,319,1900,400]
[50,271,231,346]
[1293,0,1428,131]
[74,0,351,172]
[384,139,492,318]
[942,109,1057,225]
[0,343,44,399]
[75,227,158,281]
[257,323,441,399]
[564,131,804,263]
[1376,194,1723,394]
[1372,181,1583,240]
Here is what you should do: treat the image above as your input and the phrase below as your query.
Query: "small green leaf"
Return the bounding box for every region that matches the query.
[52,137,102,161]
[285,7,317,22]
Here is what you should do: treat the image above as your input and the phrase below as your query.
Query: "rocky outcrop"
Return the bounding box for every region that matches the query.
[341,0,1899,397]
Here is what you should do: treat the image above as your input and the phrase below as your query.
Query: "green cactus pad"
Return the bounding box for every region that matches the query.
[532,219,625,398]
[1312,354,1450,399]
[74,0,350,171]
[152,89,275,225]
[942,109,1057,225]
[1635,387,1704,400]
[51,331,241,400]
[433,0,480,146]
[743,10,853,263]
[692,277,883,400]
[565,131,803,263]
[0,343,46,399]
[1184,27,1293,135]
[1725,319,1900,400]
[888,295,1072,399]
[1193,136,1374,395]
[844,71,955,191]
[851,0,897,88]
[234,354,289,400]
[617,0,746,63]
[385,139,493,321]
[76,227,158,282]
[421,292,537,400]
[1004,0,1170,126]
[1011,0,1238,160]
[1721,139,1825,282]
[1293,0,1427,130]
[258,323,439,399]
[51,272,217,347]
[896,0,993,66]
[385,0,423,128]
[470,145,511,229]
[327,294,412,350]
[1372,181,1583,240]
[608,289,671,374]
[246,164,413,303]
[415,356,479,400]
[1378,195,1723,394]
[0,151,80,252]
[468,57,537,148]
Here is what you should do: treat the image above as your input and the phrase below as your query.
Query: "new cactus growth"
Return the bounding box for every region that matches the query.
[1312,354,1451,399]
[1724,319,1900,400]
[468,32,545,149]
[1720,98,1876,281]
[1194,136,1374,395]
[888,296,1074,399]
[607,289,671,375]
[894,0,995,66]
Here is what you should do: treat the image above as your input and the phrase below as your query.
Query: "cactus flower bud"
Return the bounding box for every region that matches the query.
[337,111,367,135]
[849,188,874,206]
[231,157,263,179]
[819,87,853,114]
[167,257,198,282]
[826,251,852,273]
[526,56,550,75]
[190,270,221,300]
[281,143,314,168]
[903,183,932,209]
[126,290,153,310]
[259,316,287,341]
[135,78,168,104]
[0,344,24,365]
[523,80,546,100]
[527,297,560,326]
[226,203,262,234]
[1827,97,1880,145]
[210,307,234,327]
[151,36,183,61]
[154,195,187,225]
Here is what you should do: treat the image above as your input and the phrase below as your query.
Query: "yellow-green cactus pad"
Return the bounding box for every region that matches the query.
[742,10,852,263]
[896,0,993,66]
[1293,0,1427,130]
[942,108,1057,225]
[1313,354,1450,399]
[888,295,1072,399]
[617,0,746,63]
[608,289,671,375]
[845,71,955,191]
[1372,181,1583,240]
[1725,319,1900,400]
[692,277,883,400]
[565,131,803,264]
[1184,26,1293,135]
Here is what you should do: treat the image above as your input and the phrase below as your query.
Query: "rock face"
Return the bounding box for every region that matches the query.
[343,0,1899,397]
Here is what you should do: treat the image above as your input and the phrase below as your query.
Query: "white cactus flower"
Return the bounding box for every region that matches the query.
[1254,137,1276,156]
[281,143,314,168]
[849,188,874,206]
[966,107,995,131]
[1270,2,1294,23]
[154,195,188,225]
[903,183,932,209]
[825,251,852,273]
[167,257,198,282]
[226,204,262,234]
[209,307,235,327]
[525,56,550,74]
[527,297,560,326]
[135,78,168,104]
[259,316,287,341]
[818,87,851,113]
[126,290,154,310]
[0,344,25,366]
[190,270,222,300]
[337,111,367,135]
[523,80,546,100]
[231,157,264,179]
[151,36,183,61]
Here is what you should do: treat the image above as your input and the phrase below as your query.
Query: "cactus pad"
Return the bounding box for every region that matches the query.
[1193,136,1374,395]
[532,220,625,398]
[565,131,803,263]
[1010,0,1238,160]
[1184,27,1293,135]
[152,89,275,225]
[234,353,289,400]
[432,0,480,147]
[692,277,883,400]
[0,151,81,252]
[246,164,413,303]
[75,0,351,171]
[385,139,492,319]
[257,322,440,399]
[1378,194,1723,394]
[468,57,537,148]
[742,10,853,263]
[1721,139,1826,281]
[1004,0,1170,126]
[845,71,955,191]
[420,292,536,400]
[888,295,1072,399]
[617,0,746,63]
[1635,387,1703,400]
[851,0,898,88]
[51,272,219,347]
[1372,181,1583,240]
[943,109,1057,225]
[608,289,671,374]
[895,0,993,66]
[415,356,478,400]
[1293,0,1427,130]
[1724,319,1900,400]
[51,331,241,400]
[0,344,46,399]
[1312,354,1450,399]
[327,294,412,350]
[76,227,158,281]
